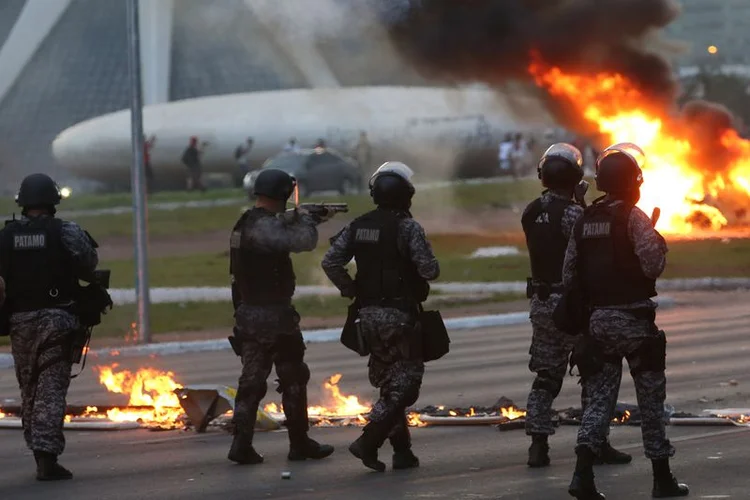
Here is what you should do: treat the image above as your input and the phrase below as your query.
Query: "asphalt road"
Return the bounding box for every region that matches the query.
[0,290,748,499]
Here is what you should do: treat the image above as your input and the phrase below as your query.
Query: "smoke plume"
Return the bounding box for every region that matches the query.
[380,0,681,107]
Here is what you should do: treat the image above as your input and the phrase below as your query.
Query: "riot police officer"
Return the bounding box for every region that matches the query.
[227,168,335,465]
[0,173,99,480]
[521,144,631,468]
[564,144,689,499]
[322,162,440,472]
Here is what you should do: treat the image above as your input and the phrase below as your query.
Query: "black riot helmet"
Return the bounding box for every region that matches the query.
[369,161,415,209]
[537,143,584,190]
[595,142,645,197]
[15,173,62,212]
[252,168,296,201]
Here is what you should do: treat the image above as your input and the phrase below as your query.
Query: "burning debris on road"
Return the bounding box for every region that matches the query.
[1,367,746,431]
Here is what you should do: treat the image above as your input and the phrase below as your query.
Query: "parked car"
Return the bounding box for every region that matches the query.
[243,148,362,199]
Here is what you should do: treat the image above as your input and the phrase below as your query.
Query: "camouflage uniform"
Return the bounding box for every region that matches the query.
[525,191,584,436]
[231,210,318,441]
[322,217,439,451]
[7,219,98,455]
[564,204,674,459]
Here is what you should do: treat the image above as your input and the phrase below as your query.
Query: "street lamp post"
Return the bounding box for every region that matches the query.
[126,0,151,344]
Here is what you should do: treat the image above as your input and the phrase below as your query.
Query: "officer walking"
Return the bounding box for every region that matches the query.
[322,162,440,472]
[227,168,336,465]
[564,144,689,499]
[521,144,631,468]
[0,173,99,480]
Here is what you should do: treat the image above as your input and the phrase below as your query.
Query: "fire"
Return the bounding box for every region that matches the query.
[529,56,750,235]
[613,410,631,424]
[264,373,371,419]
[500,406,526,420]
[407,412,427,427]
[96,364,185,428]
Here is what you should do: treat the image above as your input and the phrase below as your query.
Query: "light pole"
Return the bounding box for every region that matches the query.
[126,0,151,343]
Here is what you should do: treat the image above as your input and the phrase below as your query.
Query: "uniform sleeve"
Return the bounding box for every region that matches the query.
[400,219,440,281]
[61,221,99,276]
[321,225,356,296]
[561,204,584,240]
[628,207,668,280]
[562,230,578,287]
[244,212,318,253]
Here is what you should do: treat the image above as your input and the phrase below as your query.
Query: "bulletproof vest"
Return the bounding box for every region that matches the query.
[229,208,295,306]
[0,216,77,312]
[351,208,428,304]
[574,200,657,306]
[521,195,572,284]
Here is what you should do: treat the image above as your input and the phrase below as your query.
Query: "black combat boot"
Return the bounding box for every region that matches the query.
[34,451,73,481]
[390,418,419,470]
[227,433,264,465]
[527,434,550,467]
[594,441,632,465]
[349,421,389,472]
[287,429,335,461]
[568,447,605,499]
[651,459,689,497]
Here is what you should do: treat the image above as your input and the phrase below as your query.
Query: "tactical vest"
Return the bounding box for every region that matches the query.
[521,195,572,284]
[0,217,77,312]
[351,208,428,307]
[229,208,295,306]
[574,200,657,306]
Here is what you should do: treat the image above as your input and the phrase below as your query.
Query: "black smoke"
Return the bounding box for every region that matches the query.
[380,0,681,109]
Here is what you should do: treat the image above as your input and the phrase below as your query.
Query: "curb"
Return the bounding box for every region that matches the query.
[0,296,676,370]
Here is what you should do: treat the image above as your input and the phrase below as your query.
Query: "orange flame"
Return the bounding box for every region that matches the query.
[96,364,184,428]
[264,373,371,418]
[612,409,631,424]
[407,412,427,427]
[501,406,526,420]
[529,57,750,235]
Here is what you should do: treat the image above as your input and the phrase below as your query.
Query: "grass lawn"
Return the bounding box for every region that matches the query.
[101,233,750,289]
[0,188,243,215]
[70,179,550,238]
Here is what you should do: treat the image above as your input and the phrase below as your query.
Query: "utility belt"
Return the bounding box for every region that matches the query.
[526,278,564,300]
[7,289,75,314]
[359,297,415,313]
[241,297,293,308]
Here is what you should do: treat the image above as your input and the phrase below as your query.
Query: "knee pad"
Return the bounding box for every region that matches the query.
[627,331,666,374]
[236,378,267,403]
[532,370,563,398]
[276,362,311,386]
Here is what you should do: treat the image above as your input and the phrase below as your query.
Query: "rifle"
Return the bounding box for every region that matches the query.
[71,269,113,373]
[298,203,349,217]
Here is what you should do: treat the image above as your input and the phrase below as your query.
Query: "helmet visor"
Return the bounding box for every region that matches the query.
[538,143,583,170]
[599,142,646,170]
[369,161,414,189]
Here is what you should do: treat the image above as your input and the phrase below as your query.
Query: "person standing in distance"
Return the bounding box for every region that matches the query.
[565,144,688,499]
[521,144,631,468]
[322,162,439,472]
[227,168,336,465]
[0,173,98,480]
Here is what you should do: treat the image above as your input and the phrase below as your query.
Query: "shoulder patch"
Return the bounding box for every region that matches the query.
[581,221,612,238]
[355,228,380,243]
[14,233,46,249]
[534,212,550,224]
[230,231,242,249]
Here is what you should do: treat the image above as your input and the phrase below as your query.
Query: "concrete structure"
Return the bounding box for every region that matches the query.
[0,0,427,189]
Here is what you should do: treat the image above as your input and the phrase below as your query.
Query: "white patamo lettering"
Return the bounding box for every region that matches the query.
[355,228,380,243]
[582,221,611,238]
[534,212,550,224]
[13,233,46,249]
